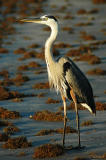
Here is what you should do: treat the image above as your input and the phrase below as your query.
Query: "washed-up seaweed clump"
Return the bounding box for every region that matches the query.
[74,53,101,65]
[3,125,20,135]
[66,49,81,57]
[18,50,37,60]
[92,0,106,4]
[17,62,41,71]
[33,110,64,122]
[28,61,41,68]
[0,107,21,119]
[77,8,99,15]
[33,144,63,158]
[55,126,77,134]
[13,74,29,82]
[11,73,29,86]
[37,93,46,98]
[0,48,9,53]
[80,33,96,41]
[87,68,106,75]
[17,152,26,157]
[0,87,10,100]
[0,120,12,127]
[96,102,106,110]
[28,43,40,48]
[0,70,9,78]
[54,42,71,48]
[17,65,29,71]
[46,98,60,104]
[14,48,26,54]
[0,133,9,142]
[35,126,77,136]
[0,86,25,100]
[81,120,94,127]
[2,136,32,149]
[89,152,106,159]
[33,82,49,89]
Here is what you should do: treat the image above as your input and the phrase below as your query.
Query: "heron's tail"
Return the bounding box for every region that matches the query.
[81,103,96,115]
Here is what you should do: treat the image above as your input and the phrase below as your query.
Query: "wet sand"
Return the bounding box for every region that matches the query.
[0,0,106,159]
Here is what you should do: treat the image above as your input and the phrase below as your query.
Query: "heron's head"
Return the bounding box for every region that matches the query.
[20,15,58,27]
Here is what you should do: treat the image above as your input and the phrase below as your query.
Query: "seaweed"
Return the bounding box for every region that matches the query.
[87,68,106,75]
[2,136,32,149]
[0,107,21,119]
[46,98,60,104]
[33,82,49,89]
[0,48,9,53]
[74,53,101,64]
[33,144,63,158]
[35,126,77,136]
[81,120,94,127]
[3,125,20,135]
[0,133,9,142]
[33,110,64,122]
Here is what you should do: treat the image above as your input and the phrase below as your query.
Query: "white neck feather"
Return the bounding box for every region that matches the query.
[45,22,58,65]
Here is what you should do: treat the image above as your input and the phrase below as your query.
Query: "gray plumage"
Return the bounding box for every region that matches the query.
[60,57,95,113]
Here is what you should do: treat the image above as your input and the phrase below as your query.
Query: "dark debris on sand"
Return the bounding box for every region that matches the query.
[33,144,63,158]
[35,126,77,136]
[33,110,64,122]
[0,120,12,127]
[74,53,101,65]
[87,68,106,75]
[46,97,60,104]
[0,86,34,100]
[33,82,49,89]
[92,0,106,4]
[3,125,20,135]
[0,86,25,100]
[0,133,9,142]
[0,107,21,119]
[2,136,32,149]
[11,73,30,86]
[96,102,106,110]
[81,120,94,127]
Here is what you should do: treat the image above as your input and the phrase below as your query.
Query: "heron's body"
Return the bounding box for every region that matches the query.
[47,56,95,112]
[21,15,96,148]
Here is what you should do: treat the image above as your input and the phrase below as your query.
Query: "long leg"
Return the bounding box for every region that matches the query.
[61,95,67,148]
[75,102,80,148]
[70,89,81,148]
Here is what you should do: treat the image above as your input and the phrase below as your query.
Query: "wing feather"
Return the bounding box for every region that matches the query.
[59,57,96,113]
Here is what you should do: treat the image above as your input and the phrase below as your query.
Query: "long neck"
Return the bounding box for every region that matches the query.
[45,23,58,65]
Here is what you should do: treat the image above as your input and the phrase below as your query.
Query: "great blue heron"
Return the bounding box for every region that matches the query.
[20,15,96,148]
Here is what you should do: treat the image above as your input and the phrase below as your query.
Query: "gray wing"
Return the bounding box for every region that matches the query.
[59,57,95,112]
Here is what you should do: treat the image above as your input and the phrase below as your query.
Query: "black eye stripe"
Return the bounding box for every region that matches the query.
[46,15,57,22]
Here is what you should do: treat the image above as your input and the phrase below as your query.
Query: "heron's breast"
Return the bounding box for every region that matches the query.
[48,63,64,91]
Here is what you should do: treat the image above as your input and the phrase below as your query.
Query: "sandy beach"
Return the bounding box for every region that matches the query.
[0,0,106,159]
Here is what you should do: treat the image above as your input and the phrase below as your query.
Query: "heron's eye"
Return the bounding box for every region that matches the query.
[42,17,48,21]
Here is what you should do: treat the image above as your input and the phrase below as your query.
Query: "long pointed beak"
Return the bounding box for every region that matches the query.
[20,17,41,23]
